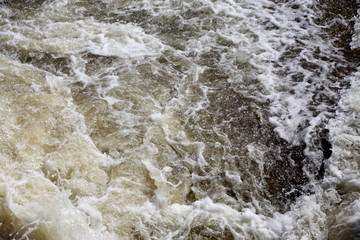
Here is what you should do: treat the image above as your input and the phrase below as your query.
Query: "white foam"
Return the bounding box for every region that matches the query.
[0,0,359,239]
[352,17,360,50]
[1,20,163,59]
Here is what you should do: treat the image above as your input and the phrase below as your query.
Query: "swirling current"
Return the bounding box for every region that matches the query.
[0,0,360,239]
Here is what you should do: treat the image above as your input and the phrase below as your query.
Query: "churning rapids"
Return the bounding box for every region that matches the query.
[1,0,360,239]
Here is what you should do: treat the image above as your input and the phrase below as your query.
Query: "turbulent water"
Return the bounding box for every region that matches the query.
[0,0,360,239]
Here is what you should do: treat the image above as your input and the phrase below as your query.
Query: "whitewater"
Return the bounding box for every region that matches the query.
[0,0,360,239]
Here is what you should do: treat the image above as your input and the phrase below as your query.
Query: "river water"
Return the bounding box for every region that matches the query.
[0,0,360,239]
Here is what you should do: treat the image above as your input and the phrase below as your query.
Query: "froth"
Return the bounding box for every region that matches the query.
[0,0,359,239]
[1,20,162,59]
[0,53,115,239]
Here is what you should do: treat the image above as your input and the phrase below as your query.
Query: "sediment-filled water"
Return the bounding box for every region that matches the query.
[0,0,360,239]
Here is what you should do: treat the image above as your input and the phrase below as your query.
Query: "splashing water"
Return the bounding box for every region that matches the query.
[0,0,360,239]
